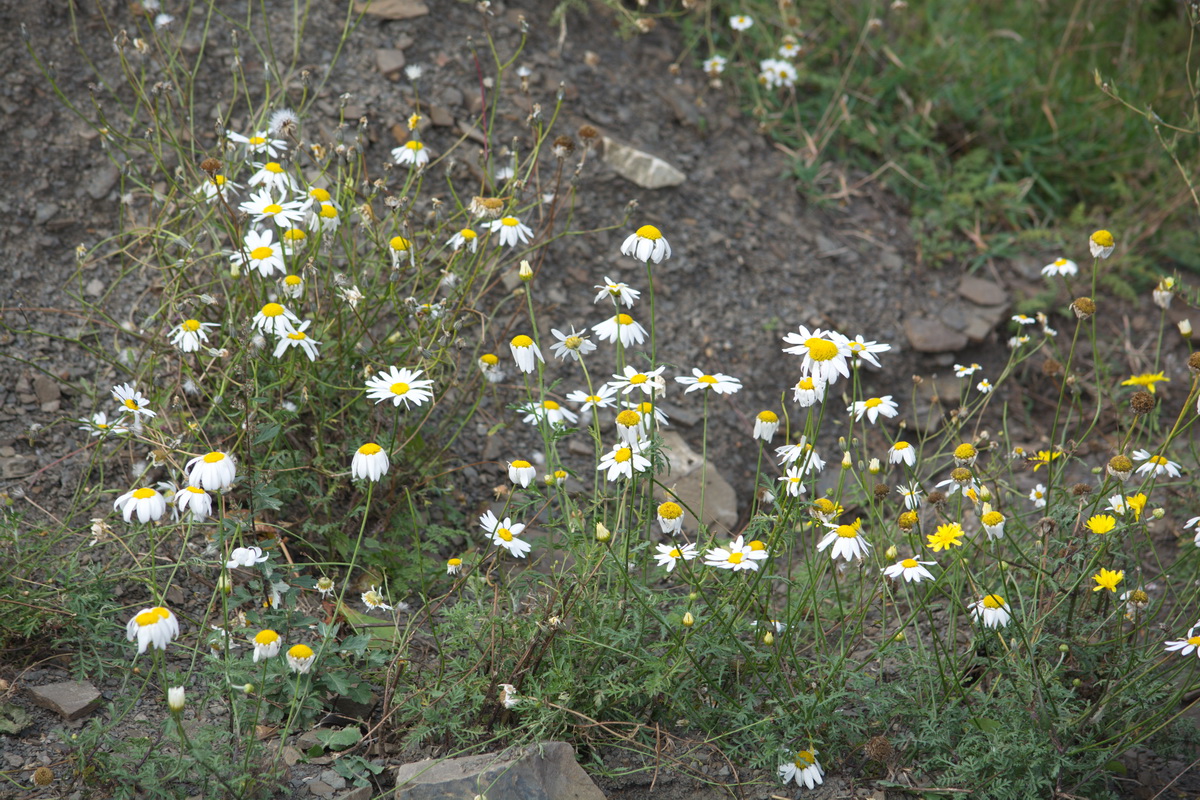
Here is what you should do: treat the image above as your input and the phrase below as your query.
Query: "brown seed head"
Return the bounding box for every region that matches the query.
[200,157,221,175]
[1042,358,1063,377]
[1071,483,1093,497]
[926,490,947,506]
[1189,352,1200,373]
[1071,297,1096,319]
[873,484,891,500]
[33,767,53,787]
[865,734,894,763]
[552,135,575,158]
[1130,391,1156,416]
[577,124,599,142]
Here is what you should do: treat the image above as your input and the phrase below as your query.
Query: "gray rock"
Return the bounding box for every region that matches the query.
[28,681,102,721]
[1,456,37,479]
[353,0,429,19]
[338,788,371,800]
[376,49,406,79]
[319,770,347,790]
[903,314,968,354]
[601,137,685,189]
[957,275,1007,306]
[33,375,60,405]
[308,779,335,798]
[85,278,105,297]
[84,164,121,200]
[657,431,737,535]
[393,741,605,800]
[35,202,59,225]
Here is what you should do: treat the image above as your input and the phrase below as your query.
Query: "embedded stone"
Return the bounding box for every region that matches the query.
[903,315,968,353]
[601,137,686,189]
[958,275,1007,307]
[393,741,605,800]
[28,680,102,721]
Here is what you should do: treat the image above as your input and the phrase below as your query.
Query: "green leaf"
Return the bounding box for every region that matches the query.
[0,703,31,735]
[970,717,1001,733]
[315,726,362,751]
[1104,760,1127,775]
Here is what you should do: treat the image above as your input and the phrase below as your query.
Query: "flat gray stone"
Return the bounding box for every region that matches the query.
[84,164,120,201]
[33,375,60,405]
[28,680,102,721]
[657,431,737,535]
[308,779,335,798]
[393,741,605,800]
[601,137,685,189]
[957,275,1007,306]
[376,49,406,79]
[903,314,968,354]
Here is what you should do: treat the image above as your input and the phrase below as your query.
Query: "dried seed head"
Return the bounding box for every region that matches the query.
[552,135,575,159]
[1042,358,1063,377]
[577,124,599,143]
[470,196,505,219]
[865,735,894,763]
[1130,391,1156,416]
[33,767,53,787]
[1071,483,1093,497]
[1071,296,1096,319]
[926,490,947,506]
[200,157,221,175]
[873,484,891,500]
[1188,351,1200,373]
[898,511,919,530]
[1107,454,1133,481]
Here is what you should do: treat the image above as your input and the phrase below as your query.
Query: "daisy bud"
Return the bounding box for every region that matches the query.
[893,631,906,642]
[884,544,898,560]
[682,612,695,627]
[167,686,185,714]
[595,522,611,543]
[1179,319,1192,339]
[518,260,533,282]
[762,631,775,646]
[216,573,232,595]
[1152,507,1165,519]
[1059,643,1070,653]
[868,458,881,475]
[841,452,852,469]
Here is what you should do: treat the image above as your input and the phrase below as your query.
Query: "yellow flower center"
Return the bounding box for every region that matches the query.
[617,314,634,326]
[635,224,662,240]
[698,375,717,385]
[448,558,462,567]
[264,162,283,174]
[836,524,859,539]
[214,175,227,185]
[461,228,477,239]
[864,397,882,409]
[180,319,201,332]
[481,353,499,365]
[501,217,519,227]
[658,502,682,519]
[247,136,266,145]
[135,610,160,627]
[1055,258,1067,266]
[668,548,682,558]
[310,188,331,202]
[1091,230,1114,247]
[250,246,274,260]
[203,452,225,464]
[255,629,279,645]
[1189,636,1200,647]
[954,444,976,458]
[263,203,283,215]
[757,410,778,422]
[359,443,382,455]
[319,204,338,219]
[512,335,533,348]
[511,460,531,469]
[728,552,744,564]
[564,335,583,349]
[406,141,423,151]
[284,274,302,286]
[124,399,139,409]
[982,511,1004,526]
[615,448,632,463]
[794,751,815,768]
[748,540,766,551]
[390,236,411,252]
[184,486,204,495]
[901,558,918,568]
[287,331,307,341]
[283,229,305,242]
[805,337,839,362]
[617,410,641,427]
[893,441,910,451]
[498,528,513,542]
[288,644,313,659]
[262,303,284,317]
[798,377,816,390]
[1149,455,1168,466]
[132,487,157,499]
[390,382,410,396]
[983,594,1005,609]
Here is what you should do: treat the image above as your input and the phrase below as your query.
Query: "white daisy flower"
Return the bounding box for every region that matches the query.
[729,14,753,30]
[1089,230,1115,259]
[227,129,287,157]
[239,189,305,228]
[620,225,671,263]
[608,365,666,396]
[896,482,923,510]
[703,535,766,571]
[113,487,167,523]
[889,441,916,467]
[477,353,504,383]
[1029,483,1047,509]
[954,363,981,377]
[847,335,891,368]
[566,384,618,411]
[186,450,236,491]
[550,327,597,361]
[247,161,299,195]
[168,319,219,353]
[486,216,533,248]
[758,58,797,89]
[976,379,993,394]
[970,594,1012,628]
[597,439,652,481]
[778,750,824,790]
[80,411,129,437]
[509,334,543,374]
[174,485,212,521]
[883,557,935,583]
[226,546,268,569]
[593,276,641,308]
[251,302,300,337]
[364,366,435,409]
[1131,449,1182,479]
[753,410,779,443]
[1042,257,1078,277]
[656,501,685,534]
[654,542,697,573]
[702,54,727,76]
[1164,625,1200,658]
[848,395,899,424]
[782,326,852,386]
[392,140,430,168]
[273,320,321,361]
[252,629,281,662]
[351,443,389,482]
[361,585,393,612]
[816,518,870,562]
[676,368,742,395]
[126,606,179,655]
[521,399,578,428]
[286,644,315,673]
[280,273,305,299]
[791,375,826,407]
[508,459,536,487]
[112,383,157,418]
[775,439,825,473]
[592,313,648,348]
[447,228,479,253]
[479,510,532,558]
[778,465,808,497]
[196,173,242,202]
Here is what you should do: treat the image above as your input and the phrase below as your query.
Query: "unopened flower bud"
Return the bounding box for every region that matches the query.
[762,631,774,646]
[518,260,533,282]
[595,522,611,543]
[167,686,185,713]
[1179,319,1192,339]
[841,452,852,469]
[884,545,898,560]
[868,458,881,475]
[1152,507,1165,519]
[682,612,694,627]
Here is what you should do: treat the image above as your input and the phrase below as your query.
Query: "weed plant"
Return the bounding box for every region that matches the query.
[3,1,1200,799]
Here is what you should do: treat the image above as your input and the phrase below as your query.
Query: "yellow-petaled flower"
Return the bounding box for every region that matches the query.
[926,523,964,552]
[1029,450,1062,472]
[1085,514,1116,535]
[1120,372,1169,394]
[287,643,315,673]
[1092,568,1124,593]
